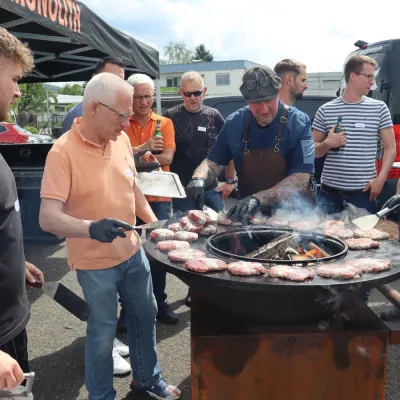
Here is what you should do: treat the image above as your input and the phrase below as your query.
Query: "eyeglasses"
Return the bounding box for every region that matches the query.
[355,72,375,81]
[133,95,154,102]
[242,77,272,90]
[182,90,203,98]
[98,102,133,121]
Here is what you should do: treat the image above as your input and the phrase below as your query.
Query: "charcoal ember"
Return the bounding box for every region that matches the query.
[317,263,362,280]
[227,261,266,276]
[319,220,345,230]
[168,223,180,232]
[168,248,207,262]
[199,224,217,236]
[185,258,227,273]
[217,212,241,226]
[179,217,203,233]
[188,210,211,226]
[268,265,315,282]
[174,231,198,242]
[353,228,390,240]
[156,240,190,252]
[324,227,354,239]
[149,229,175,242]
[346,238,380,250]
[344,258,392,273]
[245,233,299,259]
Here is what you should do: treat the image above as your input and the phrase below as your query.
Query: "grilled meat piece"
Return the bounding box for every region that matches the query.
[199,224,217,236]
[346,238,380,250]
[188,210,210,226]
[168,223,180,232]
[317,263,362,280]
[174,231,198,242]
[156,240,190,252]
[319,220,345,230]
[353,228,390,240]
[289,221,317,231]
[344,258,392,273]
[185,258,227,273]
[150,229,176,242]
[168,248,207,262]
[324,227,354,239]
[217,212,242,226]
[179,217,203,233]
[268,265,315,282]
[227,261,266,276]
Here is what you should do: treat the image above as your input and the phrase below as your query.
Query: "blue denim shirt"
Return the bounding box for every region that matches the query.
[207,102,315,177]
[61,102,83,134]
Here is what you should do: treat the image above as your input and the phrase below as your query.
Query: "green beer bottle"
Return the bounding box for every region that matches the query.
[153,119,162,154]
[332,116,343,152]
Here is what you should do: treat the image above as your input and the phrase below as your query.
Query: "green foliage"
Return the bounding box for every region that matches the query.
[162,41,194,64]
[194,44,214,62]
[25,125,38,134]
[59,83,84,95]
[13,83,57,114]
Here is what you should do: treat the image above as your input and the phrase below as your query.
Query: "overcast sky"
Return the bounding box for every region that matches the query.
[78,0,399,73]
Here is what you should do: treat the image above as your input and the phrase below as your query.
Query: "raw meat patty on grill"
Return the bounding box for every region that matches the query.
[227,261,266,276]
[268,265,315,282]
[188,210,210,226]
[168,248,206,262]
[324,227,354,239]
[168,223,180,232]
[156,240,190,252]
[179,217,203,233]
[199,224,217,236]
[174,231,198,242]
[185,258,227,273]
[345,258,392,273]
[217,212,242,226]
[319,220,345,229]
[346,238,380,250]
[317,264,362,280]
[353,229,390,240]
[150,229,176,241]
[289,221,317,231]
[265,216,290,227]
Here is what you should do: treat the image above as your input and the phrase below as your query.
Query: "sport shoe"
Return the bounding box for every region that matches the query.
[157,302,179,325]
[113,338,129,357]
[113,348,131,375]
[131,378,181,399]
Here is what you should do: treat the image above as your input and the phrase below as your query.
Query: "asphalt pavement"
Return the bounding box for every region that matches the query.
[23,231,400,400]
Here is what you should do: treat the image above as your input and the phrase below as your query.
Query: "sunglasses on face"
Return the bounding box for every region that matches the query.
[182,90,203,98]
[98,102,133,122]
[242,77,272,90]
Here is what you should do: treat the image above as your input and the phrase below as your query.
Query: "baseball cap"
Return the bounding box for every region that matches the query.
[240,66,282,103]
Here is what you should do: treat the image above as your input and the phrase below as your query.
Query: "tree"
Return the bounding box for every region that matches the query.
[13,83,57,114]
[194,44,214,62]
[162,41,193,64]
[59,83,84,95]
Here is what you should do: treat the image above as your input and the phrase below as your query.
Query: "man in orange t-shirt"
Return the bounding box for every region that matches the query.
[125,73,178,325]
[39,73,181,400]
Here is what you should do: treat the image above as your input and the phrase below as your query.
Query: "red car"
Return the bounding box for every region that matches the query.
[0,122,29,144]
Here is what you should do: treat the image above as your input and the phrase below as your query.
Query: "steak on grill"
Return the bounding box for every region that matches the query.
[156,240,190,252]
[168,223,180,232]
[268,265,315,281]
[324,227,354,239]
[199,224,217,236]
[188,210,210,226]
[150,229,176,242]
[174,231,198,242]
[317,264,362,280]
[345,258,392,273]
[353,228,390,240]
[168,248,207,262]
[179,217,203,233]
[289,221,317,231]
[185,258,227,273]
[227,261,266,276]
[346,238,380,250]
[319,220,345,230]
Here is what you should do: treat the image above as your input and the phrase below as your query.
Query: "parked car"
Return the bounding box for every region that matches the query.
[0,122,29,144]
[27,133,52,144]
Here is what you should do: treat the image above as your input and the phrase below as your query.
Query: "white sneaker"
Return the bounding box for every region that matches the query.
[113,348,131,375]
[113,338,129,357]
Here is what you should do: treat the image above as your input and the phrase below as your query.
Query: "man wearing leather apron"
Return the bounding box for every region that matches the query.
[186,65,315,222]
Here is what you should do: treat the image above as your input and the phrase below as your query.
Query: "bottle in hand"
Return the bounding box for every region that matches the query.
[153,119,162,154]
[332,116,343,152]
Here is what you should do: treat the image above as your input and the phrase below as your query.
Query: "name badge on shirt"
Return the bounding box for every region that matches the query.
[15,199,20,212]
[198,126,206,132]
[355,122,365,128]
[125,169,133,177]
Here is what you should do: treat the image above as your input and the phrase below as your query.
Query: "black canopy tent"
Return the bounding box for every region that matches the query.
[0,0,160,81]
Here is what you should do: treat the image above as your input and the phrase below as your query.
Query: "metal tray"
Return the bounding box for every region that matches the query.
[136,171,186,198]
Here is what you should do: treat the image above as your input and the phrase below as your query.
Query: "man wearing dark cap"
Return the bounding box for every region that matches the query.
[185,66,315,221]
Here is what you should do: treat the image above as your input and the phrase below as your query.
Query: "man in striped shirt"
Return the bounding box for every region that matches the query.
[312,55,396,214]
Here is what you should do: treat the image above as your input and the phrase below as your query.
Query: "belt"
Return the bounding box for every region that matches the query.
[320,184,365,196]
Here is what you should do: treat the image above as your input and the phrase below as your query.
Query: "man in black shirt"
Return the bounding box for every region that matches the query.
[0,27,43,390]
[164,71,236,212]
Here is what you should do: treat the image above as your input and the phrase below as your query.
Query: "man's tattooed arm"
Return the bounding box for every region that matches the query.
[253,173,310,206]
[193,159,225,188]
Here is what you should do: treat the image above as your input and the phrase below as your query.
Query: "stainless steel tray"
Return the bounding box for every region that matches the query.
[136,171,186,198]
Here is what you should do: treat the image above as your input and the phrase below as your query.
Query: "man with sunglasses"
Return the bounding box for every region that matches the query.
[164,71,236,213]
[186,66,315,222]
[39,72,181,400]
[313,55,396,215]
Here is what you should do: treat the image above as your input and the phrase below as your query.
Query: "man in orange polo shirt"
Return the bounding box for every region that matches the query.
[124,73,178,325]
[39,73,181,400]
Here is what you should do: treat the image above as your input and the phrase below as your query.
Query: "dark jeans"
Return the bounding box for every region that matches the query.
[0,328,29,372]
[172,189,224,213]
[317,185,377,215]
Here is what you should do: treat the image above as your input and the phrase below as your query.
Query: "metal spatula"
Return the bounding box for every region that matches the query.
[121,220,167,231]
[351,203,400,230]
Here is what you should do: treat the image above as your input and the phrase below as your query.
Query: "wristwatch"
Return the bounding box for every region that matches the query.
[226,178,237,185]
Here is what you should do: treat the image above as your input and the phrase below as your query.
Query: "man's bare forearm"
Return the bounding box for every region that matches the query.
[314,141,331,158]
[378,147,396,182]
[225,160,236,180]
[253,173,310,206]
[133,184,157,223]
[192,159,225,188]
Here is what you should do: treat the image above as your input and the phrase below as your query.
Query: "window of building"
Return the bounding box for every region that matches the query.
[216,73,230,86]
[167,77,181,87]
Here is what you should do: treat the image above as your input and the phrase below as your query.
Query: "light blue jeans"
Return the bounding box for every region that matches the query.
[77,247,160,400]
